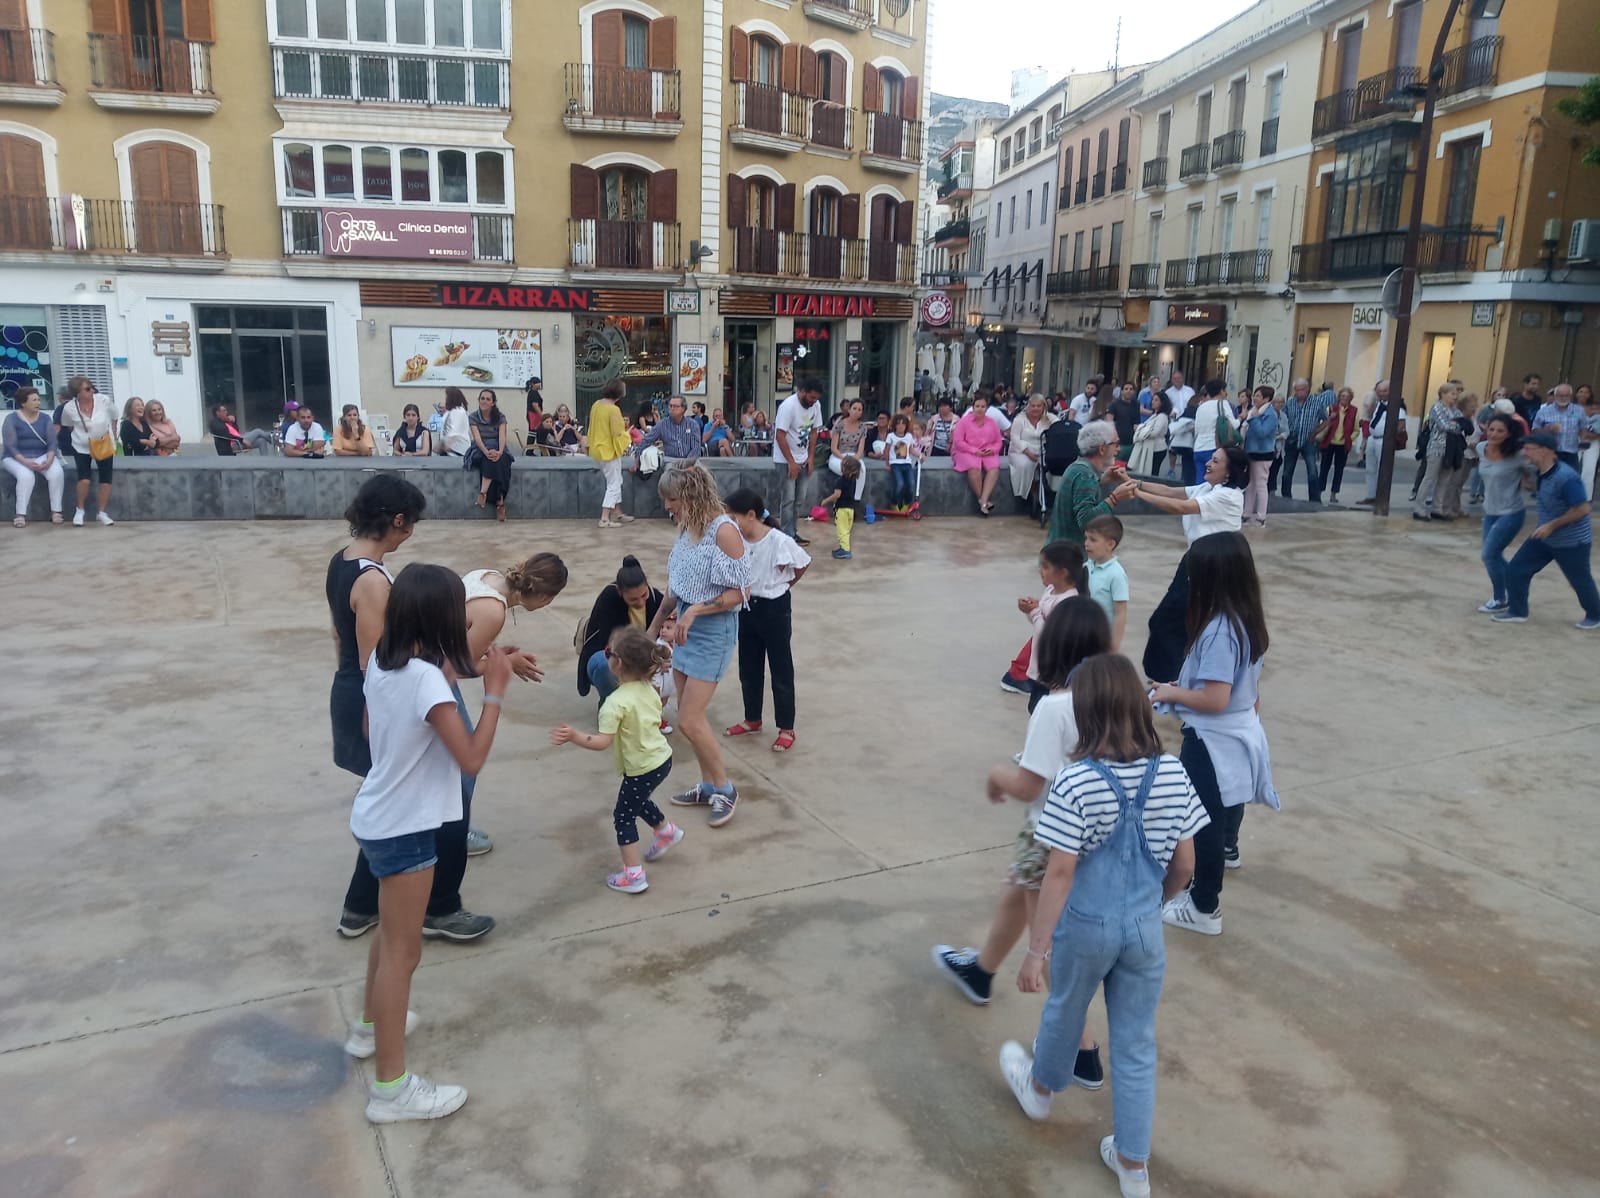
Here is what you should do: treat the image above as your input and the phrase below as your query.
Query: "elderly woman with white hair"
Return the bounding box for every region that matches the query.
[1046,420,1127,544]
[1007,393,1056,502]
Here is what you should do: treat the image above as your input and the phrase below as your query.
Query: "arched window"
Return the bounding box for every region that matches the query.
[811,51,849,148]
[746,179,775,228]
[621,14,648,68]
[0,133,51,251]
[751,35,779,87]
[128,140,201,254]
[600,166,650,222]
[810,185,840,237]
[877,68,904,115]
[817,51,846,103]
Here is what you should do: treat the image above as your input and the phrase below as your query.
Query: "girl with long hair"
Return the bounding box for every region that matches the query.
[1474,412,1532,613]
[334,404,376,456]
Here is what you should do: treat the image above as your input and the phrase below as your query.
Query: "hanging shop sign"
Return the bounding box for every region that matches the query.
[667,289,701,315]
[1170,303,1225,325]
[1352,304,1386,331]
[920,291,954,327]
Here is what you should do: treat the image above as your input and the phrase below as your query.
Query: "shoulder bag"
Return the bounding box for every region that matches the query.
[77,402,115,461]
[1214,403,1240,449]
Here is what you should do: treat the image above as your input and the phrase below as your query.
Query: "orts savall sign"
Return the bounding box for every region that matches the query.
[321,208,473,259]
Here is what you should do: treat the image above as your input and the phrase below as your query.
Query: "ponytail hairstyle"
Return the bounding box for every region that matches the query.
[607,626,668,682]
[344,472,426,539]
[1039,539,1089,596]
[615,554,649,591]
[504,552,569,603]
[377,564,477,678]
[1034,597,1112,690]
[723,486,778,528]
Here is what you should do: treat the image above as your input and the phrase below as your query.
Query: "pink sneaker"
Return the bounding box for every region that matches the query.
[606,868,648,894]
[643,823,683,863]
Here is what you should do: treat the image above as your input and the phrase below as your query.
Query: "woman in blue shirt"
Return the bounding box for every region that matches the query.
[1241,387,1278,526]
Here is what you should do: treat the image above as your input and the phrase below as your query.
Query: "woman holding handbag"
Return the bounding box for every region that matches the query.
[1316,388,1359,503]
[60,375,115,526]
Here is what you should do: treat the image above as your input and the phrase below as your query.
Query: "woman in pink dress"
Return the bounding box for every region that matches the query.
[952,395,1005,515]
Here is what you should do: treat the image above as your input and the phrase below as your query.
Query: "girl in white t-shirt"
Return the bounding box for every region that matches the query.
[349,563,512,1126]
[721,487,811,752]
[932,598,1112,1088]
[1013,540,1088,709]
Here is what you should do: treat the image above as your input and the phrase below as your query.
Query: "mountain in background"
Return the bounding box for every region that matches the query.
[925,92,1010,167]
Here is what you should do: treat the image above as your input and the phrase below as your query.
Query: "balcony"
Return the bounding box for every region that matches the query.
[1260,116,1279,156]
[803,0,872,31]
[1128,262,1160,291]
[1048,265,1121,295]
[0,28,59,104]
[1312,65,1421,140]
[280,208,512,263]
[867,240,914,284]
[273,46,510,112]
[1438,35,1503,103]
[564,63,680,135]
[0,195,225,258]
[569,218,681,273]
[88,34,216,112]
[1178,142,1210,180]
[1091,170,1106,200]
[1219,248,1273,285]
[1163,250,1275,290]
[1211,129,1246,171]
[1142,157,1168,190]
[937,171,973,200]
[931,217,970,245]
[1111,162,1128,193]
[1074,178,1088,205]
[861,113,921,174]
[1165,257,1209,289]
[730,232,898,284]
[729,81,808,151]
[1289,226,1491,282]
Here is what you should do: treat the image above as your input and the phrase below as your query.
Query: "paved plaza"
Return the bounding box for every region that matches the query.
[2,506,1596,1198]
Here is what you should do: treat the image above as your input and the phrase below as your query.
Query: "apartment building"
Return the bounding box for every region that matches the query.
[923,121,997,344]
[1289,0,1600,398]
[1127,0,1366,393]
[0,0,929,437]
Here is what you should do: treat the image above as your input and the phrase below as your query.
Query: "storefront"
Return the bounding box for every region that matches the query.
[1147,302,1228,387]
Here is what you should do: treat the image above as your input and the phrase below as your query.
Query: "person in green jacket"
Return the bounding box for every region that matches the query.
[1048,421,1125,544]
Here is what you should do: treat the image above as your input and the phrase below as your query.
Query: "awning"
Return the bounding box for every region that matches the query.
[1146,324,1220,344]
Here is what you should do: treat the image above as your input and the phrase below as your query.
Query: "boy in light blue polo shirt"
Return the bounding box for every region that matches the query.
[1083,514,1130,650]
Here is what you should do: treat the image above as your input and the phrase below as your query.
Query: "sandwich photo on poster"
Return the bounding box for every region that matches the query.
[391,327,543,388]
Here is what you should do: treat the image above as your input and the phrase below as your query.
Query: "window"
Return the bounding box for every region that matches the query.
[1042,182,1051,217]
[1025,189,1031,228]
[1090,226,1103,267]
[1395,1,1423,70]
[440,149,467,201]
[1072,230,1083,270]
[811,187,839,236]
[355,0,386,41]
[1186,205,1202,259]
[999,139,1011,172]
[361,145,392,199]
[434,0,462,46]
[818,52,844,103]
[395,0,425,43]
[318,0,348,38]
[879,69,904,115]
[398,146,428,201]
[1116,117,1130,167]
[1444,136,1481,228]
[283,142,316,197]
[1056,233,1069,271]
[1195,92,1212,144]
[750,35,778,85]
[1096,129,1109,173]
[1148,212,1162,262]
[1062,146,1073,202]
[278,0,309,38]
[600,167,649,221]
[1109,221,1123,265]
[1078,138,1089,184]
[475,150,504,205]
[1323,127,1416,238]
[280,140,508,206]
[1265,73,1283,121]
[1255,190,1273,250]
[1008,196,1015,234]
[323,144,354,196]
[275,0,505,51]
[622,14,648,69]
[1219,196,1236,253]
[1227,77,1246,132]
[1156,111,1170,157]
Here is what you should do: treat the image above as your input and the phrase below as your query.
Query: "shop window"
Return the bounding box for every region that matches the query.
[399,146,430,202]
[475,150,505,205]
[361,145,392,199]
[572,314,670,423]
[439,149,467,203]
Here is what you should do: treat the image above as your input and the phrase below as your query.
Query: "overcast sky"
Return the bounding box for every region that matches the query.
[929,0,1261,103]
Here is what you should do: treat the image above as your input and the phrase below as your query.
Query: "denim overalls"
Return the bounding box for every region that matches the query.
[1033,757,1168,1164]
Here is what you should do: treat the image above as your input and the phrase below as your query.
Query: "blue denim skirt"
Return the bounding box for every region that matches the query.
[673,606,737,682]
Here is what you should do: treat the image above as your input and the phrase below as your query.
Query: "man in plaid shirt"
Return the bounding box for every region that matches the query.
[1279,378,1331,502]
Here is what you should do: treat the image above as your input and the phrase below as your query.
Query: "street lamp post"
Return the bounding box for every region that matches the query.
[1373,0,1506,516]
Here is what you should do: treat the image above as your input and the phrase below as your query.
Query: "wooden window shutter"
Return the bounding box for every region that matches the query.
[0,0,28,26]
[775,183,796,232]
[0,135,46,196]
[868,196,889,242]
[895,199,914,244]
[901,74,920,121]
[570,164,598,220]
[89,0,125,35]
[726,173,747,228]
[647,169,677,223]
[647,16,675,70]
[839,193,861,240]
[798,46,818,99]
[862,64,879,112]
[779,42,800,93]
[592,11,625,67]
[182,0,214,43]
[162,145,200,202]
[728,27,749,83]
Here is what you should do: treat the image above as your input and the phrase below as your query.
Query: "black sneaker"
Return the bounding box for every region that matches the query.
[337,908,379,939]
[1073,1044,1105,1090]
[999,672,1029,695]
[421,909,496,941]
[931,944,993,1004]
[1223,843,1241,870]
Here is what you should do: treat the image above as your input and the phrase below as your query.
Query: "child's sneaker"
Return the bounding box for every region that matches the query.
[998,1041,1052,1121]
[670,784,712,807]
[1099,1135,1152,1198]
[931,944,992,1004]
[660,719,674,735]
[643,823,683,862]
[606,867,648,894]
[343,1009,419,1059]
[832,548,852,559]
[365,1072,467,1123]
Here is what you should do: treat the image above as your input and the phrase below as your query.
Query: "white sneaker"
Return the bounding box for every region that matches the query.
[1161,891,1222,936]
[71,509,84,526]
[998,1040,1052,1121]
[343,1009,419,1059]
[96,511,115,525]
[365,1072,467,1123]
[1099,1135,1152,1198]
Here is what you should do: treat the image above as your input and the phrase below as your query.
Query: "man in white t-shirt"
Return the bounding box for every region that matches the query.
[1163,370,1196,419]
[1357,380,1408,504]
[1069,379,1099,423]
[773,381,822,543]
[284,405,328,459]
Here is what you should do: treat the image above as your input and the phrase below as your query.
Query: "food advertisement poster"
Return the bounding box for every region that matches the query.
[391,327,542,389]
[678,343,709,396]
[776,343,795,392]
[844,340,863,386]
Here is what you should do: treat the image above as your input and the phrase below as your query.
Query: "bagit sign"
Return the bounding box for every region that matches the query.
[320,207,473,259]
[1352,304,1386,330]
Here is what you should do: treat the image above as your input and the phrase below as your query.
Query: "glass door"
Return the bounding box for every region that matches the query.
[238,335,293,431]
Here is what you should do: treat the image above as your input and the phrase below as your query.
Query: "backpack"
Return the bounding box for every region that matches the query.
[1041,419,1080,475]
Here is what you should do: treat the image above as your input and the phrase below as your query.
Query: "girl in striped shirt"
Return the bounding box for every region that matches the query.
[999,653,1208,1198]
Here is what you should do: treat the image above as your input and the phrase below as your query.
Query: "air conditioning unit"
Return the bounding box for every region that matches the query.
[1568,219,1600,263]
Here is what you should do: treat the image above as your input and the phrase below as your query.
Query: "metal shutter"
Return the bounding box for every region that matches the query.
[49,304,114,401]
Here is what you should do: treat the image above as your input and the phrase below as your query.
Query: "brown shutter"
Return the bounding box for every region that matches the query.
[839,193,861,240]
[726,173,746,228]
[89,0,125,34]
[648,16,675,71]
[0,0,27,25]
[648,168,677,223]
[779,42,800,93]
[181,0,214,43]
[895,198,914,244]
[592,10,625,67]
[130,144,165,202]
[775,183,796,232]
[868,197,889,242]
[0,134,46,195]
[862,64,879,112]
[901,74,920,121]
[799,46,818,99]
[728,27,748,83]
[162,145,199,203]
[570,164,598,220]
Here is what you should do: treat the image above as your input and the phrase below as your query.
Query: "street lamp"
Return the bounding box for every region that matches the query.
[1372,0,1506,516]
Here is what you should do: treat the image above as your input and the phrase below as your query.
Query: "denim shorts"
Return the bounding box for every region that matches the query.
[673,606,737,682]
[357,829,438,878]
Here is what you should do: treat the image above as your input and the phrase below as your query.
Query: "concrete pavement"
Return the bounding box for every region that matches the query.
[1,504,1595,1197]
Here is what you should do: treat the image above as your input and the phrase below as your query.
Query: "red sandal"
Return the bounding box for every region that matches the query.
[724,720,762,737]
[772,731,795,752]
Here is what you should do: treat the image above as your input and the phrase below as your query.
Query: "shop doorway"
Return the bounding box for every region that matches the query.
[198,306,331,431]
[1420,333,1455,404]
[724,320,762,414]
[1348,329,1383,402]
[1307,329,1330,390]
[861,320,897,407]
